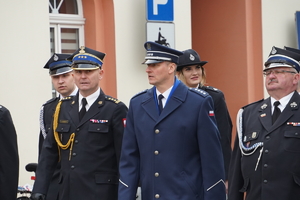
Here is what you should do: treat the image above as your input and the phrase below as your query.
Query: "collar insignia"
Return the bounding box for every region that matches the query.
[290,102,297,108]
[261,104,267,109]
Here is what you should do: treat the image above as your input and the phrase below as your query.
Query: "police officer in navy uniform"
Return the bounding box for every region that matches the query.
[176,49,232,187]
[31,46,128,200]
[0,105,19,200]
[118,42,226,200]
[37,53,77,200]
[228,46,300,200]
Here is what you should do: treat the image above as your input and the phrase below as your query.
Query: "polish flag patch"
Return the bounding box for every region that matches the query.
[209,110,214,116]
[123,118,126,127]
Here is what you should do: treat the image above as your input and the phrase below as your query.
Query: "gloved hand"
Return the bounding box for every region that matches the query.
[30,193,46,200]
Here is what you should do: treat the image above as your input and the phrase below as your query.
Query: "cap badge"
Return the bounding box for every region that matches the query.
[54,54,59,61]
[189,54,195,61]
[271,47,277,55]
[290,102,297,108]
[146,43,151,50]
[261,103,267,109]
[79,46,86,54]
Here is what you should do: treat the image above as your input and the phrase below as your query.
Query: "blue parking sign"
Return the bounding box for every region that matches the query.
[147,0,174,21]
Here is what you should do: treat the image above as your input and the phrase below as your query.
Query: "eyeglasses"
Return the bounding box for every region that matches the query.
[263,69,297,77]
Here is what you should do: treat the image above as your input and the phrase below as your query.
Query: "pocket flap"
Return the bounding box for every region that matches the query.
[56,123,70,133]
[243,131,259,142]
[284,131,300,139]
[88,124,109,133]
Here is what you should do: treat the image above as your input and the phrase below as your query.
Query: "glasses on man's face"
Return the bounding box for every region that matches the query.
[263,69,297,77]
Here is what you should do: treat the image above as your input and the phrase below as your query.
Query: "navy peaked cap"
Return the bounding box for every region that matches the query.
[68,46,106,70]
[177,49,208,71]
[142,41,183,64]
[264,46,300,72]
[44,53,72,76]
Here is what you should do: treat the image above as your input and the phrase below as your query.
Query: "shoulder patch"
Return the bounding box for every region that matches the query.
[132,89,148,99]
[242,98,264,109]
[105,96,122,104]
[43,97,58,106]
[189,88,209,97]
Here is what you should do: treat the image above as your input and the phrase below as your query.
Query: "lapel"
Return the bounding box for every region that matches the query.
[141,82,187,124]
[68,90,106,127]
[260,91,300,134]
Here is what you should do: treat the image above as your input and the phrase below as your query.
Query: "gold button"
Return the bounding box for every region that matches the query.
[155,129,160,134]
[155,194,160,198]
[154,151,159,155]
[155,172,159,177]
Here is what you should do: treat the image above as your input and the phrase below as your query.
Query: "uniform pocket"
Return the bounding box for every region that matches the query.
[95,173,118,185]
[284,131,300,152]
[88,123,109,133]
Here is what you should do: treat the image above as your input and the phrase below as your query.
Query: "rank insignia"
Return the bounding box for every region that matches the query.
[98,101,103,105]
[260,113,266,117]
[243,136,247,142]
[261,104,267,109]
[71,101,75,104]
[290,102,297,108]
[252,132,257,138]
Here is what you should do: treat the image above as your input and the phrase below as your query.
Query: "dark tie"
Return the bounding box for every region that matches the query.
[272,101,281,124]
[79,98,87,120]
[158,94,164,115]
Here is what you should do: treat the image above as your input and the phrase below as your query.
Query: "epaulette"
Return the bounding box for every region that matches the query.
[189,88,209,97]
[132,89,148,99]
[61,96,73,101]
[105,96,121,104]
[242,98,264,109]
[204,85,221,93]
[43,97,58,106]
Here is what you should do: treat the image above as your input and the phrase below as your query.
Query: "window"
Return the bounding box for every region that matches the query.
[49,0,85,97]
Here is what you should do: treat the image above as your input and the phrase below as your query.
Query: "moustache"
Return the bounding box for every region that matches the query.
[268,79,278,84]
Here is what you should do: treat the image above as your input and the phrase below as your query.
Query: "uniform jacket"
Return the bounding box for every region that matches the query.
[199,85,232,179]
[0,105,19,200]
[39,97,60,200]
[33,90,128,200]
[229,91,300,200]
[118,81,226,200]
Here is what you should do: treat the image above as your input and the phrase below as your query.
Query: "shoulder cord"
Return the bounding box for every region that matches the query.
[53,100,75,161]
[237,108,263,171]
[39,105,47,139]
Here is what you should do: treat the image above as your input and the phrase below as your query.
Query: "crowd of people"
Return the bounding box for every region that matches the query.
[1,42,300,200]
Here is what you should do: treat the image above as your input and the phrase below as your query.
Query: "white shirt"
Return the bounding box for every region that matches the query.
[270,91,294,113]
[156,86,173,108]
[78,88,100,111]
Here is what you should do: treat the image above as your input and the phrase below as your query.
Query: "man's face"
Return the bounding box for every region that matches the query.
[51,71,75,97]
[145,61,175,87]
[73,68,103,97]
[264,67,299,96]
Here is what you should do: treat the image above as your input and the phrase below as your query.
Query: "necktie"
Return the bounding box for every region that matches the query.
[79,98,87,120]
[272,101,281,124]
[158,94,164,115]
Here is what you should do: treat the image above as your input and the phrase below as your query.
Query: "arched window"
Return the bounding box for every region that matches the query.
[49,0,85,96]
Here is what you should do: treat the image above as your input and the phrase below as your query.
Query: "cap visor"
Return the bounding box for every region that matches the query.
[142,59,164,64]
[264,63,294,71]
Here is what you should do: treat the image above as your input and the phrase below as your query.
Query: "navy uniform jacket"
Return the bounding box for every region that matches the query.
[118,81,226,200]
[0,105,19,200]
[199,85,232,179]
[33,90,128,200]
[229,91,300,200]
[38,97,60,200]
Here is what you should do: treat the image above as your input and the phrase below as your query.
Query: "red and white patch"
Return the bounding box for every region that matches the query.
[209,110,214,116]
[123,118,126,127]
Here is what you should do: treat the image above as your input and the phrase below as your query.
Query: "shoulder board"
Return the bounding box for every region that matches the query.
[61,96,73,101]
[242,98,264,109]
[204,85,221,93]
[132,89,148,99]
[43,97,58,105]
[105,96,122,104]
[189,88,209,97]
